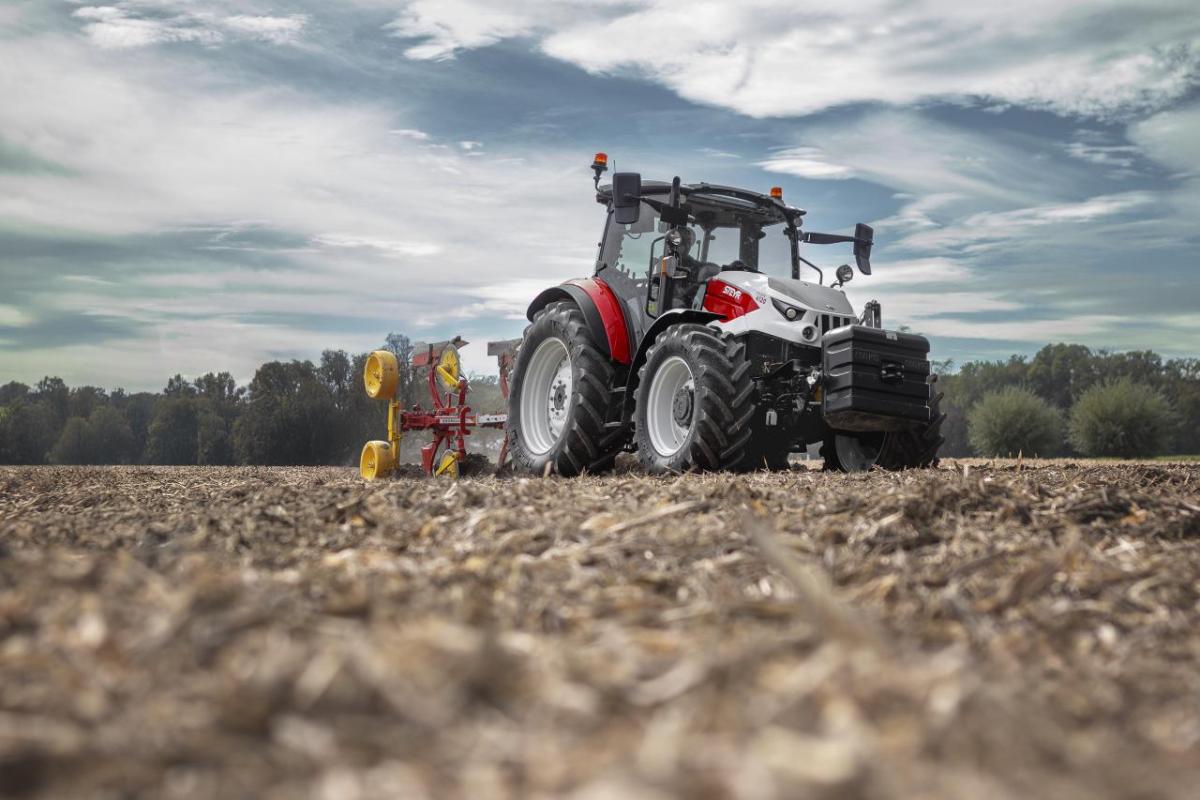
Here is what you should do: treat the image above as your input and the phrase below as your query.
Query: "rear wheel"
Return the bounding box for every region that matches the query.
[822,382,945,472]
[635,324,756,473]
[507,301,621,476]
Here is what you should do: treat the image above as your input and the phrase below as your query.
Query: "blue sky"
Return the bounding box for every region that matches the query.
[1,0,1198,390]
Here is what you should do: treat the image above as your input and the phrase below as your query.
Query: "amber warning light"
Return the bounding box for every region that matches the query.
[591,152,609,187]
[769,186,783,199]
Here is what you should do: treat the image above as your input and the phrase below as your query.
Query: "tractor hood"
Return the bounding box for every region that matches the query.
[765,276,854,315]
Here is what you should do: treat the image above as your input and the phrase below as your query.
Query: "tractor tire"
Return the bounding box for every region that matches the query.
[635,324,756,473]
[822,380,945,472]
[507,301,622,476]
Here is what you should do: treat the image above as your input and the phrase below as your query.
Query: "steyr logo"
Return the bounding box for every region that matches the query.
[722,284,743,301]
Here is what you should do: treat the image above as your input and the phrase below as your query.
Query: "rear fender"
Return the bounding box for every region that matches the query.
[526,279,631,365]
[622,309,722,422]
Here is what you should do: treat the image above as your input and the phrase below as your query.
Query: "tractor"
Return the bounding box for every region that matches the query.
[504,153,944,475]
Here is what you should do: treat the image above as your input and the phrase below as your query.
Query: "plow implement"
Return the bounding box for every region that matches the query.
[359,337,518,479]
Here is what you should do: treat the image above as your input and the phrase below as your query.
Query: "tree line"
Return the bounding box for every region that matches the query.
[937,343,1200,458]
[1,339,1196,465]
[0,333,504,467]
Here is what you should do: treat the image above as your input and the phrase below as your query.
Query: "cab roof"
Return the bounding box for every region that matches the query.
[597,180,806,228]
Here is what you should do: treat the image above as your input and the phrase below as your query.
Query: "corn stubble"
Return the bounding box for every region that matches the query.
[1,460,1198,798]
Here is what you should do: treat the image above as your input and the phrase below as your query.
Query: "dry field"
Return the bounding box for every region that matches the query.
[1,461,1199,799]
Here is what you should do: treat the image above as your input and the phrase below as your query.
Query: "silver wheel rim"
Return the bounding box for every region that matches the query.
[520,337,572,456]
[646,356,695,457]
[835,433,885,472]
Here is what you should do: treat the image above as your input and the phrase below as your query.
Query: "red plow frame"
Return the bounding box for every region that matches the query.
[360,338,517,479]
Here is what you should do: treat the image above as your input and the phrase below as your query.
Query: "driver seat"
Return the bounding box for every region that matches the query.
[686,262,722,309]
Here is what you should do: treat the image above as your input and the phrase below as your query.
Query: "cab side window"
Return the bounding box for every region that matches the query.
[599,203,660,277]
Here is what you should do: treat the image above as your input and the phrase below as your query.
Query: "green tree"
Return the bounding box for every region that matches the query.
[968,387,1062,457]
[35,376,69,425]
[122,392,159,462]
[68,386,108,420]
[1027,343,1097,409]
[1068,378,1174,458]
[319,350,355,408]
[1163,359,1200,454]
[0,381,30,405]
[383,332,417,407]
[164,374,196,397]
[937,356,1031,456]
[196,404,232,465]
[49,416,95,464]
[193,372,242,465]
[195,372,242,409]
[233,361,341,465]
[0,401,60,464]
[88,406,135,463]
[146,398,200,464]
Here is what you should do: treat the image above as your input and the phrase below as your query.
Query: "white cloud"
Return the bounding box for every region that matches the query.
[221,15,307,45]
[783,111,1096,209]
[856,257,972,287]
[0,32,607,386]
[386,1,551,60]
[0,305,31,327]
[1130,103,1200,176]
[390,128,430,140]
[312,234,442,258]
[911,314,1124,341]
[900,192,1155,253]
[697,148,741,160]
[392,0,1200,119]
[1064,141,1140,170]
[1128,102,1200,224]
[758,147,853,180]
[858,290,1021,319]
[72,4,307,50]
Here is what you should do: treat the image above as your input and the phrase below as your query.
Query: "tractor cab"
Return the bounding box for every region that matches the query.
[592,175,873,346]
[595,180,799,311]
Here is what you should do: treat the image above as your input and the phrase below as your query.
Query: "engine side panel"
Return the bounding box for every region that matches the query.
[701,279,760,319]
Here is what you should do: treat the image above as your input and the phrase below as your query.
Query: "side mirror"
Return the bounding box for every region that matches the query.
[612,172,641,225]
[853,223,873,275]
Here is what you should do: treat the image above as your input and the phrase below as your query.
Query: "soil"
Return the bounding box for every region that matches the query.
[1,461,1199,799]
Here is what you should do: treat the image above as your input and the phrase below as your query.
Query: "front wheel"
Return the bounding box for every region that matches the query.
[507,301,621,476]
[822,382,945,472]
[635,324,756,473]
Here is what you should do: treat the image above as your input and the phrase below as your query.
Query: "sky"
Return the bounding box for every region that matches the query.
[1,0,1198,391]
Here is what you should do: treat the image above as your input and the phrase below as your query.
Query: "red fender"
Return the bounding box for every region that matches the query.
[563,278,631,364]
[526,278,632,365]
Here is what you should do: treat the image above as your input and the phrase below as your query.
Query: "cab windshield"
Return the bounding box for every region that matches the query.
[598,201,792,277]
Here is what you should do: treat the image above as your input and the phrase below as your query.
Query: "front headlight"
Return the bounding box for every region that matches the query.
[771,297,803,321]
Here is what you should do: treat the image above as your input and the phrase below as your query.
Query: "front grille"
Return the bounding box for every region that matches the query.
[818,314,851,334]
